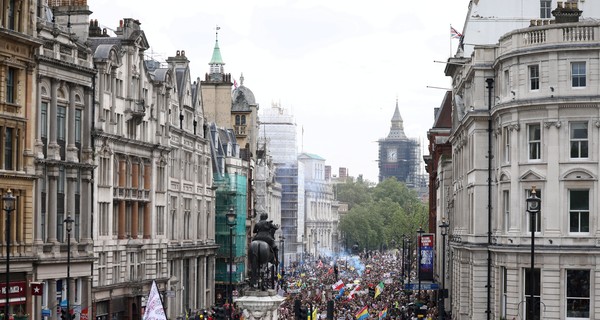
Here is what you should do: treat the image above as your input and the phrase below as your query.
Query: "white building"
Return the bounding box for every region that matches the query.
[298,152,338,258]
[444,3,600,319]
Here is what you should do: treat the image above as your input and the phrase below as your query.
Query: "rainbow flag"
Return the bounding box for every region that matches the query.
[355,306,369,320]
[378,307,388,320]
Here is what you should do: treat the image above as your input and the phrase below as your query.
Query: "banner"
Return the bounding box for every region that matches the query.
[418,234,434,281]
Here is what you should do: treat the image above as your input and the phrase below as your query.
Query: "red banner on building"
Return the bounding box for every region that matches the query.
[0,282,26,299]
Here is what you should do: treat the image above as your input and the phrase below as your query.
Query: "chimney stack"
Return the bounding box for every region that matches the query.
[552,1,582,23]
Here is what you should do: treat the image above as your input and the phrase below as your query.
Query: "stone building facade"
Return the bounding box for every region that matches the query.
[444,5,600,319]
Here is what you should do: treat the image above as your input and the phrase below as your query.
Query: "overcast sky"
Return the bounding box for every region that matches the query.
[90,0,469,183]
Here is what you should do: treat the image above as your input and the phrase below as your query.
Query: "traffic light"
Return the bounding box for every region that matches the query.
[326,300,334,320]
[60,308,68,320]
[294,299,301,320]
[298,307,308,320]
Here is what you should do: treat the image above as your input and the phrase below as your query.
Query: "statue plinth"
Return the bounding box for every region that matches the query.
[235,289,285,320]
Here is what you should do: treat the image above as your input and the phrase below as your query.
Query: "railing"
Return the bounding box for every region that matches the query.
[113,187,150,201]
[499,22,600,56]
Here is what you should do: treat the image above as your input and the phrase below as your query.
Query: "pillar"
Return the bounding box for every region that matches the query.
[48,168,58,243]
[49,79,59,159]
[118,200,126,240]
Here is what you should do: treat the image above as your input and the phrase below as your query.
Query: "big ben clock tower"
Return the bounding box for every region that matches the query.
[378,100,420,186]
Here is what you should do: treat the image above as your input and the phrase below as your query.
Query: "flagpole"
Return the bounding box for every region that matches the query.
[449,24,452,58]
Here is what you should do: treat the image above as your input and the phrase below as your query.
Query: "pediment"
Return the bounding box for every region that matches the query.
[519,169,545,182]
[561,169,596,181]
[498,171,511,183]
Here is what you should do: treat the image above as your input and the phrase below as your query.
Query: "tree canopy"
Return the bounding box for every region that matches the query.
[337,177,428,251]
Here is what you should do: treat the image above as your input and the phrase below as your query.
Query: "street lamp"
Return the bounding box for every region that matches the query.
[417,226,425,301]
[3,189,15,319]
[64,214,75,320]
[279,236,285,280]
[438,220,450,320]
[406,236,412,289]
[226,207,237,320]
[401,235,406,283]
[526,187,540,320]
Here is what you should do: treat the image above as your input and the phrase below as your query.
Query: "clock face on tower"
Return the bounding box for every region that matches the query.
[387,149,397,162]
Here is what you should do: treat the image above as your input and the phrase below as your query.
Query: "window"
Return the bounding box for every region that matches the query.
[570,122,588,159]
[7,0,15,30]
[540,0,552,18]
[526,189,542,232]
[157,165,165,192]
[4,127,14,170]
[524,268,541,320]
[504,69,510,94]
[503,127,510,163]
[184,151,192,181]
[170,196,177,240]
[57,106,66,141]
[184,198,191,239]
[75,109,82,144]
[6,67,15,103]
[571,62,586,87]
[503,190,510,231]
[99,202,109,236]
[529,65,540,90]
[156,206,165,235]
[528,124,541,160]
[566,269,590,318]
[112,202,118,236]
[98,253,106,286]
[501,267,507,319]
[569,190,589,233]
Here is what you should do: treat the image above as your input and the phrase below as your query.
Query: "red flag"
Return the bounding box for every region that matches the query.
[31,282,44,296]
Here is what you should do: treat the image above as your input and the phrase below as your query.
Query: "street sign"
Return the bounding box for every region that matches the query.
[42,309,51,316]
[404,283,439,290]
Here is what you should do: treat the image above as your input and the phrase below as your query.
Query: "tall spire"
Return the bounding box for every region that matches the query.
[209,25,225,76]
[387,98,407,139]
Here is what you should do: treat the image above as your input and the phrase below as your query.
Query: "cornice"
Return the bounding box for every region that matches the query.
[37,54,96,76]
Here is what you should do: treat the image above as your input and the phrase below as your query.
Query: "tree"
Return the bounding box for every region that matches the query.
[339,178,428,251]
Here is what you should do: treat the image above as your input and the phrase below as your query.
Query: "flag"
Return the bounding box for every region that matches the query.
[451,26,462,39]
[374,281,384,299]
[309,307,318,320]
[328,267,334,275]
[31,282,44,296]
[318,260,324,268]
[277,273,282,280]
[233,79,238,89]
[332,280,344,291]
[143,281,167,320]
[336,287,345,299]
[348,285,361,300]
[355,306,369,320]
[378,307,388,320]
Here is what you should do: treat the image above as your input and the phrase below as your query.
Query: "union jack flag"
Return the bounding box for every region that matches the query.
[451,26,463,39]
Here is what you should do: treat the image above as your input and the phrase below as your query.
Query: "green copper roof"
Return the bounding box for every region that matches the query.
[210,40,224,64]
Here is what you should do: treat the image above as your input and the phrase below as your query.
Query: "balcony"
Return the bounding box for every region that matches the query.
[498,21,599,57]
[113,187,150,201]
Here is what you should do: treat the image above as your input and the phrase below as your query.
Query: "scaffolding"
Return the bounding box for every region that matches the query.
[378,137,422,188]
[214,173,247,284]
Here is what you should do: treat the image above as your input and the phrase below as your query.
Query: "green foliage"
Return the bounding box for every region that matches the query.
[339,177,428,251]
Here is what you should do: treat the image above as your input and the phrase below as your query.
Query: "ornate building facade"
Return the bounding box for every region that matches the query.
[89,17,170,320]
[443,3,600,319]
[0,0,41,316]
[33,1,95,318]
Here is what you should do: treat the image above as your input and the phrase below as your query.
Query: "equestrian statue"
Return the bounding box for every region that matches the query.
[249,212,279,289]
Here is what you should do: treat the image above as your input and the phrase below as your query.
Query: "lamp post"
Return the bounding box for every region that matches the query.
[401,235,406,284]
[226,207,237,320]
[64,215,75,320]
[3,189,15,319]
[438,220,449,320]
[301,234,305,265]
[526,187,540,320]
[406,237,412,289]
[417,226,425,301]
[279,235,285,281]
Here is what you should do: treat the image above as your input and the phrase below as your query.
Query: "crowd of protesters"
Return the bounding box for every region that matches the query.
[273,249,444,320]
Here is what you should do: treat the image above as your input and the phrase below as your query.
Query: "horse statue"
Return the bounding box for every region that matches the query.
[249,239,278,289]
[249,213,279,290]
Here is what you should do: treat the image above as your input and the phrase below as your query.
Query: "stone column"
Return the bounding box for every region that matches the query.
[47,167,58,243]
[131,201,138,239]
[118,200,126,240]
[67,84,78,161]
[143,163,151,238]
[48,279,57,319]
[110,69,117,123]
[81,170,92,242]
[131,161,139,238]
[98,67,105,122]
[66,168,77,242]
[49,79,60,159]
